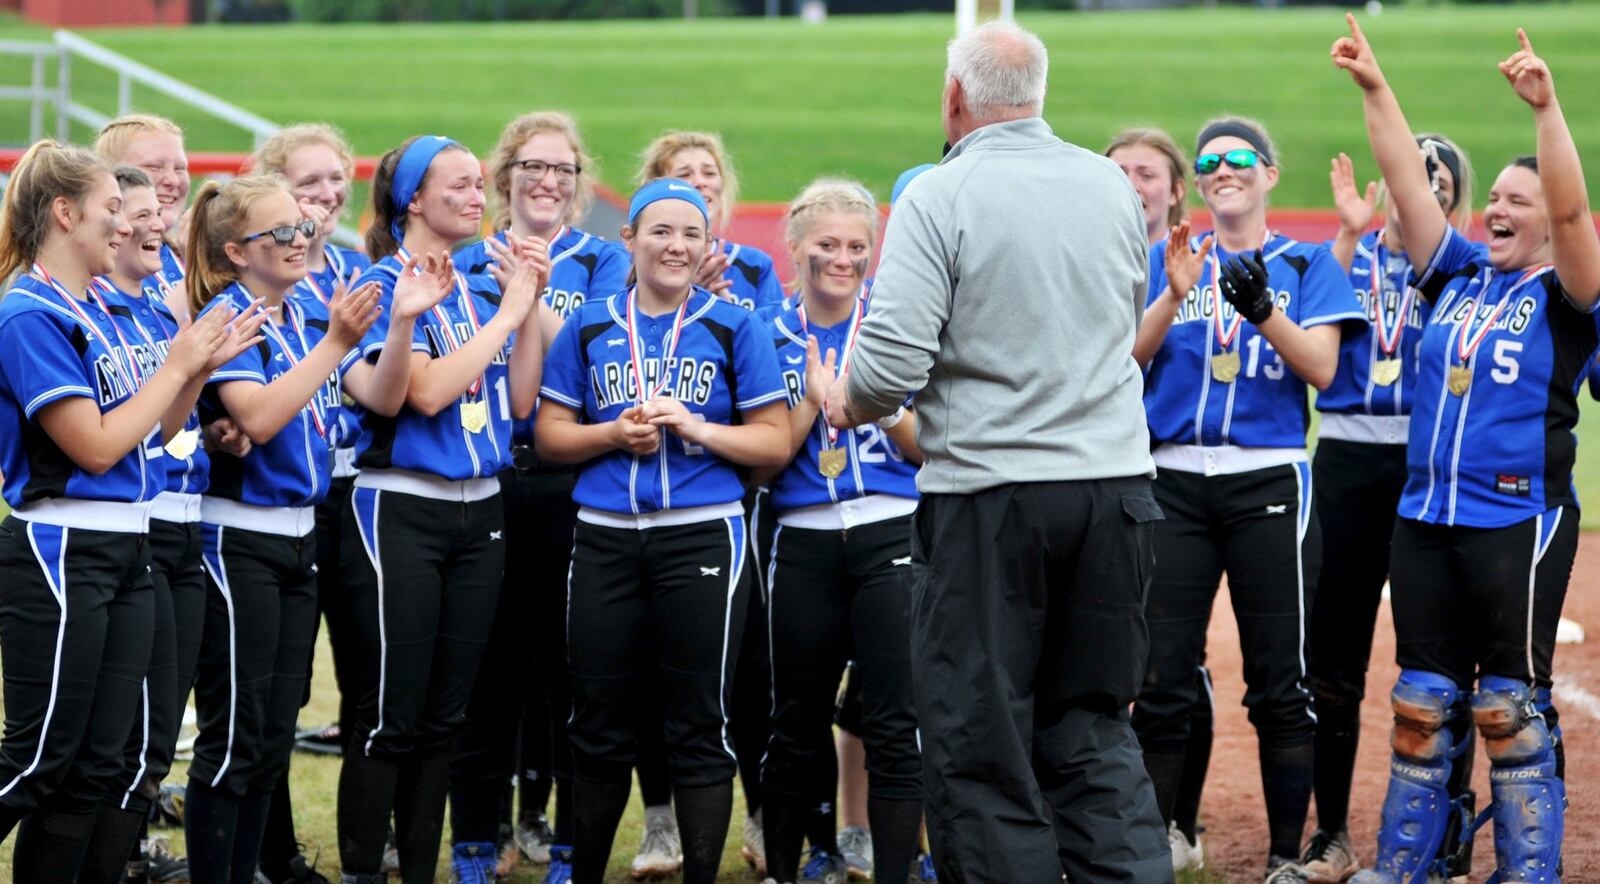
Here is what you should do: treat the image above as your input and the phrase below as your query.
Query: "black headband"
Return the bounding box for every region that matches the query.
[1418,137,1462,213]
[1195,121,1275,167]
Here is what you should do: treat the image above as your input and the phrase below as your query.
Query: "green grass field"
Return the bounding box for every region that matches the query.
[3,8,1600,207]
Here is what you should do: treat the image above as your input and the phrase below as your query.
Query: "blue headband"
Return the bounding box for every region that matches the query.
[891,164,936,207]
[388,135,459,242]
[628,178,709,227]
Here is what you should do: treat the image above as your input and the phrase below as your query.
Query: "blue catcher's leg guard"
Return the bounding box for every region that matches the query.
[1474,676,1565,884]
[1352,670,1462,884]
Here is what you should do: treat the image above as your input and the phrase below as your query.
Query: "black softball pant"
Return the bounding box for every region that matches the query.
[1390,509,1578,692]
[337,486,504,880]
[912,480,1170,884]
[451,466,578,844]
[0,517,153,848]
[1133,463,1320,751]
[190,523,319,797]
[1306,439,1407,834]
[763,515,919,801]
[111,518,205,817]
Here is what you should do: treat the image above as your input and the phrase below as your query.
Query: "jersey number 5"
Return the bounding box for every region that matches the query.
[1490,339,1523,385]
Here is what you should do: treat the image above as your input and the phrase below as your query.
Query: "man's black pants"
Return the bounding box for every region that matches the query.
[911,478,1171,884]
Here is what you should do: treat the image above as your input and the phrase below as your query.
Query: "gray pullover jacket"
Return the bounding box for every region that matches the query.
[847,117,1156,494]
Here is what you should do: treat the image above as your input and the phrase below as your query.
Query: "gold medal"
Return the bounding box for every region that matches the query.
[460,400,488,433]
[1447,365,1472,396]
[818,447,848,479]
[1372,358,1401,387]
[1210,351,1241,384]
[164,428,199,459]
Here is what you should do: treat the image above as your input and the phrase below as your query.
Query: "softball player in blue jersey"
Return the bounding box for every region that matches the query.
[0,142,253,880]
[448,111,627,884]
[252,122,375,884]
[1334,21,1600,883]
[181,174,423,884]
[638,132,787,313]
[1129,116,1367,882]
[335,135,549,884]
[751,179,925,884]
[1299,136,1475,881]
[78,167,265,884]
[94,116,194,325]
[535,180,789,884]
[1107,126,1223,875]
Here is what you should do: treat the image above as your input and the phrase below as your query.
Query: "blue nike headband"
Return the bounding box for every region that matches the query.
[628,178,709,227]
[389,135,459,242]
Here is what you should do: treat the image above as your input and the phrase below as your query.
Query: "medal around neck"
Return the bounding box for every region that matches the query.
[460,400,489,434]
[818,447,848,479]
[164,428,200,459]
[1211,350,1241,384]
[1372,358,1401,387]
[1447,365,1472,397]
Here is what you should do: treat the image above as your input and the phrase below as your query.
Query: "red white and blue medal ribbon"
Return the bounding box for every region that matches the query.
[398,246,484,399]
[1369,232,1416,359]
[36,263,144,390]
[253,287,329,439]
[1454,264,1548,367]
[798,289,867,443]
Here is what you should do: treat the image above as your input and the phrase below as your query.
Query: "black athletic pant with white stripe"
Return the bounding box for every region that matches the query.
[1306,439,1407,835]
[452,466,577,844]
[1390,510,1578,697]
[0,517,154,839]
[337,487,503,880]
[189,524,320,797]
[912,479,1169,883]
[763,514,921,881]
[110,518,205,817]
[1132,463,1320,862]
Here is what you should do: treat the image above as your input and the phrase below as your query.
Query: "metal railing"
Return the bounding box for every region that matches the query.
[0,30,278,149]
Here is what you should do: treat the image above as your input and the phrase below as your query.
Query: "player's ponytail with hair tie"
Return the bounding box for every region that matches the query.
[185,180,228,316]
[0,140,109,284]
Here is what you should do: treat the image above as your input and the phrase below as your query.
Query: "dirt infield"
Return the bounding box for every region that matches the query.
[1196,532,1600,882]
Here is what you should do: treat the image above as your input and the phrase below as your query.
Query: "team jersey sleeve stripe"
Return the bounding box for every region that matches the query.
[538,386,584,409]
[210,369,270,384]
[1299,309,1369,329]
[23,385,93,417]
[736,388,789,410]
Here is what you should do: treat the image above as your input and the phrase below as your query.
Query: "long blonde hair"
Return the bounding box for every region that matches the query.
[0,140,112,283]
[487,111,595,232]
[637,131,740,231]
[184,175,291,315]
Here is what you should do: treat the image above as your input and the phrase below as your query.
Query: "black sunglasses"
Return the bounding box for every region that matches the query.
[1194,149,1266,176]
[241,220,317,246]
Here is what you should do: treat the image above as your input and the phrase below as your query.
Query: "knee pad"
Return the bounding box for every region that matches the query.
[1473,677,1565,883]
[1369,670,1465,882]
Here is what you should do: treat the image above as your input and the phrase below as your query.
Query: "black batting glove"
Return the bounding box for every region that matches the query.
[1219,249,1275,325]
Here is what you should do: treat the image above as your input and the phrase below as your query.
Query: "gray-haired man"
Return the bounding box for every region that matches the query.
[825,20,1172,883]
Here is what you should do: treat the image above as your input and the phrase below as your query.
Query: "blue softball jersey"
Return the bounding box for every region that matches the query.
[454,226,630,320]
[1144,233,1366,449]
[354,255,517,479]
[293,244,373,455]
[98,277,209,495]
[764,300,917,512]
[0,274,164,508]
[539,287,788,514]
[1401,227,1599,528]
[1316,230,1436,418]
[202,283,358,508]
[716,239,786,313]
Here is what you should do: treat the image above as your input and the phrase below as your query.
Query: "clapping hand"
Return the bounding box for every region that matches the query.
[1164,222,1214,300]
[1330,153,1377,236]
[1218,250,1275,325]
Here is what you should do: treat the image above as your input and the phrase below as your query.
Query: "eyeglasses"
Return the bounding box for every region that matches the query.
[240,220,316,246]
[1194,149,1265,176]
[510,159,581,182]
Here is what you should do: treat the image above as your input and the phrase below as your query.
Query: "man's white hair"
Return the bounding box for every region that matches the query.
[945,21,1048,119]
